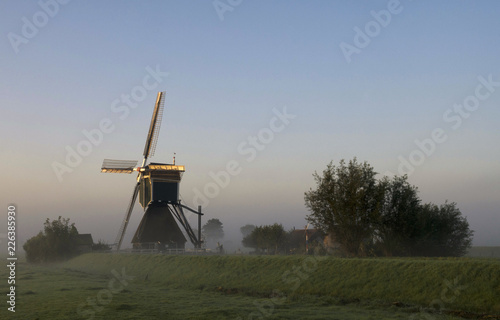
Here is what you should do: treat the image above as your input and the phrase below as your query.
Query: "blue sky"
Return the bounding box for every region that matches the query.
[1,1,499,249]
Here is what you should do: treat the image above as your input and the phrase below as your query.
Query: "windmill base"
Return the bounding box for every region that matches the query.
[132,202,187,249]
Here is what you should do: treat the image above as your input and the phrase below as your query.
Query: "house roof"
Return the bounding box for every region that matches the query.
[77,234,94,246]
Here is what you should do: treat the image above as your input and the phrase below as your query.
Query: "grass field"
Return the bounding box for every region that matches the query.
[1,253,499,319]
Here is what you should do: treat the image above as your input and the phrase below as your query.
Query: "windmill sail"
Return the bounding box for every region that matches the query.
[143,91,165,159]
[101,159,138,173]
[115,182,140,250]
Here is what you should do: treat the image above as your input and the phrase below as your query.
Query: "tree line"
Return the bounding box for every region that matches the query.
[240,159,473,257]
[240,223,325,255]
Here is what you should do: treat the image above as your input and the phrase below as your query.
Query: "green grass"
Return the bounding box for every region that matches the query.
[63,253,500,314]
[1,254,499,319]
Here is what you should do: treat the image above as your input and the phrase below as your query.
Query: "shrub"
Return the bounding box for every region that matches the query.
[23,216,80,263]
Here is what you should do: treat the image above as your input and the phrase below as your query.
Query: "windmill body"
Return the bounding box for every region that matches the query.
[101,92,202,251]
[138,163,185,206]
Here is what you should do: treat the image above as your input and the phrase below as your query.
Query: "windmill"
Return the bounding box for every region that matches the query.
[101,92,203,251]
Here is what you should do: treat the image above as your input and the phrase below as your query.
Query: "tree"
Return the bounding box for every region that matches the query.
[412,202,473,257]
[376,175,422,256]
[305,158,474,257]
[242,223,288,254]
[376,177,473,257]
[240,224,256,238]
[23,216,80,263]
[202,218,224,246]
[305,158,383,256]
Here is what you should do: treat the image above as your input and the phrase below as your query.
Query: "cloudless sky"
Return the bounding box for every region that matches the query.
[1,1,499,249]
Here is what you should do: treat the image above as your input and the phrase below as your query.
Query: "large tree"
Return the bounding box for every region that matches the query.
[202,218,224,245]
[305,158,383,256]
[240,224,256,238]
[23,216,80,263]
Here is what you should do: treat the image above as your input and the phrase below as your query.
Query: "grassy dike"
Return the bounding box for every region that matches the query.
[63,253,500,315]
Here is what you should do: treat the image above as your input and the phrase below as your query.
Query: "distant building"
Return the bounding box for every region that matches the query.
[76,234,94,253]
